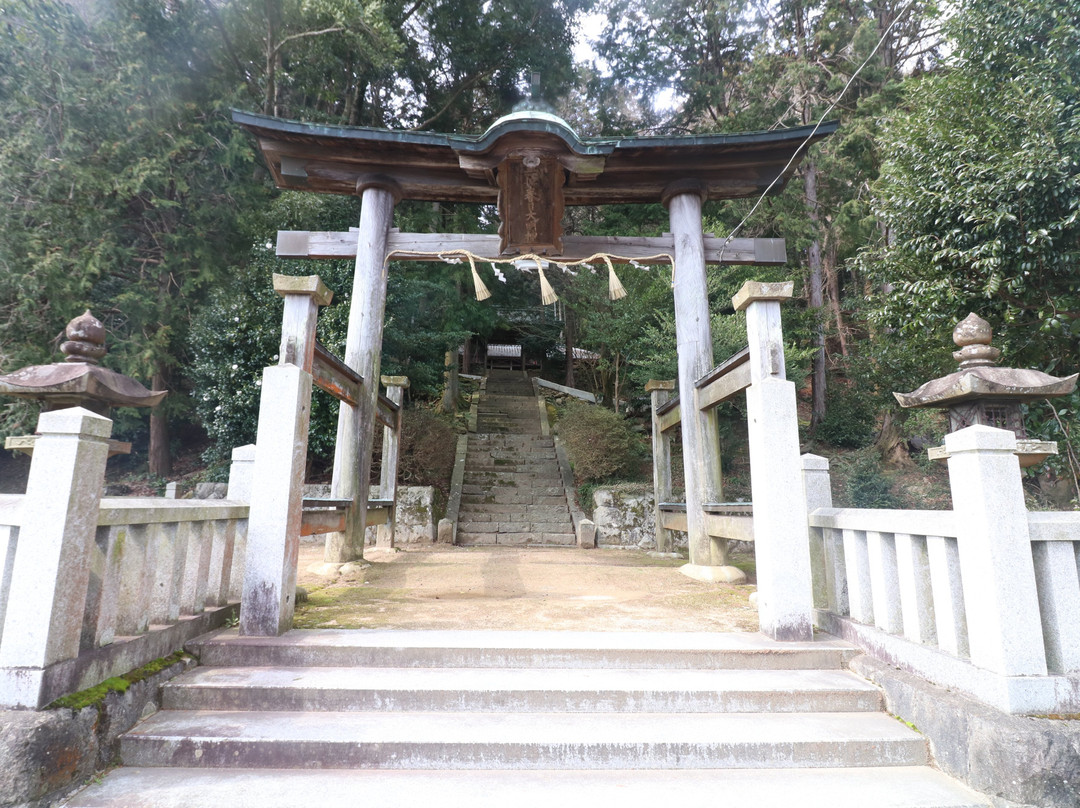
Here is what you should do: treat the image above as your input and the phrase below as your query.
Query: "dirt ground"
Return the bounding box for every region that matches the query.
[294,543,760,633]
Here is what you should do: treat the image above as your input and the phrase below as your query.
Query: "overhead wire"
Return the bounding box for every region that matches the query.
[716,0,920,264]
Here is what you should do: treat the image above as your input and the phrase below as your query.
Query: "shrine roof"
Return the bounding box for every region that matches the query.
[232,109,838,206]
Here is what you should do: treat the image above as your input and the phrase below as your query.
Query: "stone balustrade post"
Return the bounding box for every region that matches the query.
[227,444,256,503]
[736,280,813,641]
[240,276,330,637]
[801,454,833,611]
[646,380,676,553]
[0,407,112,708]
[376,376,409,548]
[944,425,1047,676]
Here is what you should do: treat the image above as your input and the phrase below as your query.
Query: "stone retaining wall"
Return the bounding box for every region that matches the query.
[591,487,687,551]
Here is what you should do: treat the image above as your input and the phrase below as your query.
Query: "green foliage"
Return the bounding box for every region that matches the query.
[860,0,1080,375]
[558,400,646,483]
[834,449,904,509]
[0,0,262,455]
[816,388,880,449]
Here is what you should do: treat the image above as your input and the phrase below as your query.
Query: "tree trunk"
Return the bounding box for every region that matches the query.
[148,370,171,478]
[825,239,849,357]
[805,157,827,431]
[440,349,459,413]
[563,307,576,388]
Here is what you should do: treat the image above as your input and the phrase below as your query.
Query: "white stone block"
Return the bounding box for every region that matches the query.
[227,444,256,502]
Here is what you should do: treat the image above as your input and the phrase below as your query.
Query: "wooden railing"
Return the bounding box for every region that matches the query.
[648,346,755,552]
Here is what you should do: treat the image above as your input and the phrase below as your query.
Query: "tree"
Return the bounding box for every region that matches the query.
[860,0,1080,375]
[0,0,261,473]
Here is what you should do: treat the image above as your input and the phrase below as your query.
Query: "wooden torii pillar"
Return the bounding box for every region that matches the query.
[665,183,739,582]
[326,181,399,565]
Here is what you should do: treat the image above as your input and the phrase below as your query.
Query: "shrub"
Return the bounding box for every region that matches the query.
[397,408,457,495]
[557,401,645,483]
[833,450,904,509]
[816,389,879,448]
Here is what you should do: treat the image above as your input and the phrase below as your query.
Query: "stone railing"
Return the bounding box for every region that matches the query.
[0,408,251,709]
[804,427,1080,715]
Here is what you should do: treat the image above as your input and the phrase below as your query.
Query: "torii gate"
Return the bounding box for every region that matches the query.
[232,106,836,640]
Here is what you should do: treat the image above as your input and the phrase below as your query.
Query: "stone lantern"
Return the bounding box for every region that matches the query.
[894,313,1077,467]
[0,311,166,456]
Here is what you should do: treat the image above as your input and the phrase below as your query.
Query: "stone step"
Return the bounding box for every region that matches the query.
[187,630,860,671]
[455,507,571,522]
[121,710,926,770]
[460,493,568,506]
[457,531,577,546]
[457,521,574,534]
[462,473,562,485]
[161,667,883,714]
[64,766,992,808]
[460,485,565,498]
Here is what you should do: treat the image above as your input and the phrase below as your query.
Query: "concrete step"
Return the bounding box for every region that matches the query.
[161,667,883,714]
[186,630,860,670]
[64,766,993,808]
[121,710,926,770]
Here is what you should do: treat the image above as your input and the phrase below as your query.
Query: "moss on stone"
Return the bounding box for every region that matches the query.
[46,650,190,711]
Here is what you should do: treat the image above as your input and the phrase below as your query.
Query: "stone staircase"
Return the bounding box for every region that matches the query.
[458,370,575,546]
[66,629,989,807]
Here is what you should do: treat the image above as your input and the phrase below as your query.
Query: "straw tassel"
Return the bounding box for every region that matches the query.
[468,255,491,301]
[537,262,558,305]
[604,256,627,301]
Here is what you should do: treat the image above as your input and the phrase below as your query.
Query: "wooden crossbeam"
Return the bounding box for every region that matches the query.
[376,393,399,430]
[653,347,754,433]
[277,231,787,266]
[656,401,682,435]
[312,341,362,406]
[300,499,392,537]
